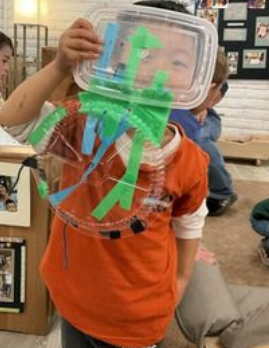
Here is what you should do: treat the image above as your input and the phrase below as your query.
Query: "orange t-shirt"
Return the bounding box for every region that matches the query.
[40,109,208,347]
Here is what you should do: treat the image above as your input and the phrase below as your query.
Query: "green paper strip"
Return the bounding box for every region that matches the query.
[91,181,126,221]
[119,132,144,210]
[91,131,144,220]
[28,106,67,146]
[124,26,164,88]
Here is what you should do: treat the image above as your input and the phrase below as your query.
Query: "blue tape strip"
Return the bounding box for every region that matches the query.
[49,185,79,207]
[96,22,119,75]
[82,116,98,155]
[88,116,130,171]
[49,114,130,207]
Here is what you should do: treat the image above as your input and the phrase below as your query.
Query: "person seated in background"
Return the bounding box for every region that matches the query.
[0,31,15,143]
[250,197,269,267]
[170,50,237,216]
[197,81,238,216]
[0,31,13,106]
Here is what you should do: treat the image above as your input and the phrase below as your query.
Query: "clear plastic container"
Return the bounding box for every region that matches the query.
[31,111,166,237]
[73,1,218,109]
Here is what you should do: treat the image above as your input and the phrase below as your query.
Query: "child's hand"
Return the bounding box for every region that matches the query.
[194,110,207,124]
[55,18,103,75]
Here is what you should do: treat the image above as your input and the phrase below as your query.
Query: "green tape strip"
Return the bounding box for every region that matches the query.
[129,70,174,145]
[92,183,124,221]
[91,131,144,220]
[38,180,49,199]
[27,106,67,146]
[79,92,128,139]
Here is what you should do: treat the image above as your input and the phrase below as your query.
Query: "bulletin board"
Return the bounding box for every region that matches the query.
[196,0,269,79]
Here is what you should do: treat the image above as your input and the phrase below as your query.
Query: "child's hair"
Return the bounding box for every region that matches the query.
[5,199,16,207]
[212,48,229,87]
[134,0,191,14]
[0,31,14,54]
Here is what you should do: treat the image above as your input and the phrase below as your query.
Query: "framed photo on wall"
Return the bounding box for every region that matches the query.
[0,238,26,313]
[0,162,31,227]
[248,0,266,9]
[223,28,247,41]
[227,51,239,74]
[224,2,248,21]
[242,49,267,68]
[255,16,269,46]
[197,9,219,27]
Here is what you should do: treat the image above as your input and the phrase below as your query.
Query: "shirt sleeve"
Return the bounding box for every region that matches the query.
[172,146,209,218]
[3,102,55,144]
[171,199,208,239]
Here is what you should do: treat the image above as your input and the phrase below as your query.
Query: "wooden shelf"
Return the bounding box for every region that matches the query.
[218,137,269,165]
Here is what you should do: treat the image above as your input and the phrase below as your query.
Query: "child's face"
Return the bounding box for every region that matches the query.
[138,30,196,90]
[113,25,196,91]
[0,45,12,81]
[6,203,16,212]
[0,184,7,196]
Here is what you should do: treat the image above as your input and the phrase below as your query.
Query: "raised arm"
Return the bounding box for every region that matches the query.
[0,18,102,127]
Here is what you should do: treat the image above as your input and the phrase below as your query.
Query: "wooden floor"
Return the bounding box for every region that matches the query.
[0,159,269,348]
[0,315,61,348]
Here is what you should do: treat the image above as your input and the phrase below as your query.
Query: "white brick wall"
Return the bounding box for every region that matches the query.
[0,0,269,136]
[216,80,269,137]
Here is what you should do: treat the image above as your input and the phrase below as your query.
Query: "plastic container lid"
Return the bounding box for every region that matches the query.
[73,2,218,109]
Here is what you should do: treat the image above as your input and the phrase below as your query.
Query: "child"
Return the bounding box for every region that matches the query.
[0,1,210,347]
[5,199,17,212]
[170,51,237,216]
[250,198,269,267]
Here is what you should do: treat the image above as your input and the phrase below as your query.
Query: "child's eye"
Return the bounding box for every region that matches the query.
[172,60,188,68]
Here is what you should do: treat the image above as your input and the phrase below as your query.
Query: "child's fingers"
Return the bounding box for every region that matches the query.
[70,18,93,31]
[69,28,103,45]
[77,52,100,62]
[67,38,102,54]
[65,49,100,63]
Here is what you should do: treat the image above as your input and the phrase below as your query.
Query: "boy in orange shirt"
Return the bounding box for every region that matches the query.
[0,1,211,348]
